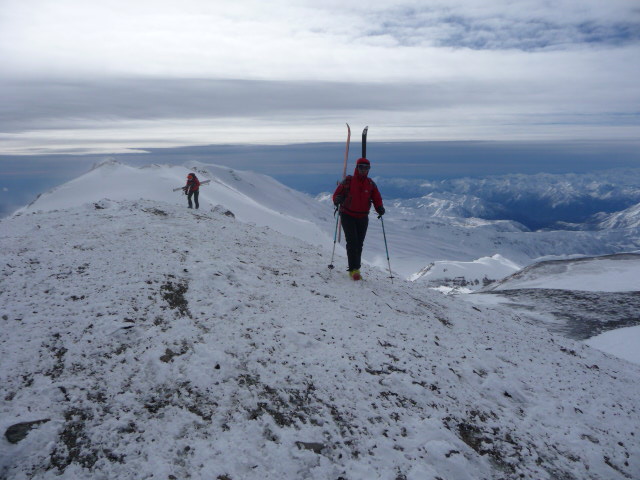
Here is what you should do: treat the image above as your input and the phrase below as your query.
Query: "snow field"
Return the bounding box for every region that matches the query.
[585,325,640,366]
[1,199,639,479]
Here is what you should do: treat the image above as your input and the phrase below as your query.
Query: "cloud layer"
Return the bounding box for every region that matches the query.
[1,0,639,153]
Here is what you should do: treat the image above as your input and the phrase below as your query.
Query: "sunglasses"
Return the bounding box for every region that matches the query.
[357,164,370,170]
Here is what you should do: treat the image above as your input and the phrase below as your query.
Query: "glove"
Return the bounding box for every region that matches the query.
[333,195,344,206]
[376,206,385,217]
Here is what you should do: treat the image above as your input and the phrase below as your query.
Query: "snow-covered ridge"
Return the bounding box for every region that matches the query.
[1,199,639,479]
[409,254,521,291]
[390,192,509,222]
[16,160,333,247]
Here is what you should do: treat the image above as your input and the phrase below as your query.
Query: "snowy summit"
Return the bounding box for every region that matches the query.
[1,162,639,479]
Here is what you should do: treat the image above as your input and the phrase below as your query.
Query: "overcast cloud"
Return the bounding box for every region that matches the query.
[1,0,639,153]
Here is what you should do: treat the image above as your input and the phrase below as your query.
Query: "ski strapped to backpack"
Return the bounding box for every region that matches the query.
[172,179,211,192]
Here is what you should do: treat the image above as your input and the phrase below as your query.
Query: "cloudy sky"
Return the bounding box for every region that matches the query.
[1,0,640,154]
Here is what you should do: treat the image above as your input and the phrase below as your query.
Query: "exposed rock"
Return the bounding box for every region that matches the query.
[5,419,51,444]
[295,441,325,454]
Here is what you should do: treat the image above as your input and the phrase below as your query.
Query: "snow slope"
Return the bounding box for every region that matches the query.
[1,198,639,479]
[468,254,640,363]
[596,202,640,229]
[483,253,640,293]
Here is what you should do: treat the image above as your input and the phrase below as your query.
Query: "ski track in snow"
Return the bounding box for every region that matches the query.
[1,199,639,480]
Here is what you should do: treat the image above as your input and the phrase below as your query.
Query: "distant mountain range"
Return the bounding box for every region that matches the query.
[377,168,640,230]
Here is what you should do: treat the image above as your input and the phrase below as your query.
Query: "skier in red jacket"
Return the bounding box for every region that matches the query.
[332,157,385,280]
[182,173,200,209]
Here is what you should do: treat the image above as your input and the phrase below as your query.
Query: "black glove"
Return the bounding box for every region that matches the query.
[376,206,385,217]
[334,195,344,206]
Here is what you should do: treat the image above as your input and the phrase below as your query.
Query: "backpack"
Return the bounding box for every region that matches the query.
[340,175,375,198]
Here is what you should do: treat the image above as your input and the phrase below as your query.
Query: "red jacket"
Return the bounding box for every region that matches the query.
[333,166,383,218]
[185,174,200,193]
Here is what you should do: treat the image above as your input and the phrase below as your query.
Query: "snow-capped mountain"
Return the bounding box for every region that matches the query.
[594,202,640,229]
[2,191,639,479]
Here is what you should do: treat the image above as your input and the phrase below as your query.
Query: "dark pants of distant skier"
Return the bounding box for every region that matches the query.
[188,190,199,209]
[341,213,368,271]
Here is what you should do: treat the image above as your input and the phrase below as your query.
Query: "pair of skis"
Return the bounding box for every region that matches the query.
[172,179,211,192]
[341,124,368,179]
[336,125,367,242]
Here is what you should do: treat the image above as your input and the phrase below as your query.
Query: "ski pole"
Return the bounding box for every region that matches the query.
[379,216,394,283]
[328,208,340,269]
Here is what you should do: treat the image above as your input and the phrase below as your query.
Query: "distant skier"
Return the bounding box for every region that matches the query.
[332,157,385,280]
[182,173,200,209]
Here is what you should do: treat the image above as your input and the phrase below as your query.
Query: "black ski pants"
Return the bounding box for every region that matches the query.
[341,213,368,271]
[188,190,199,209]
